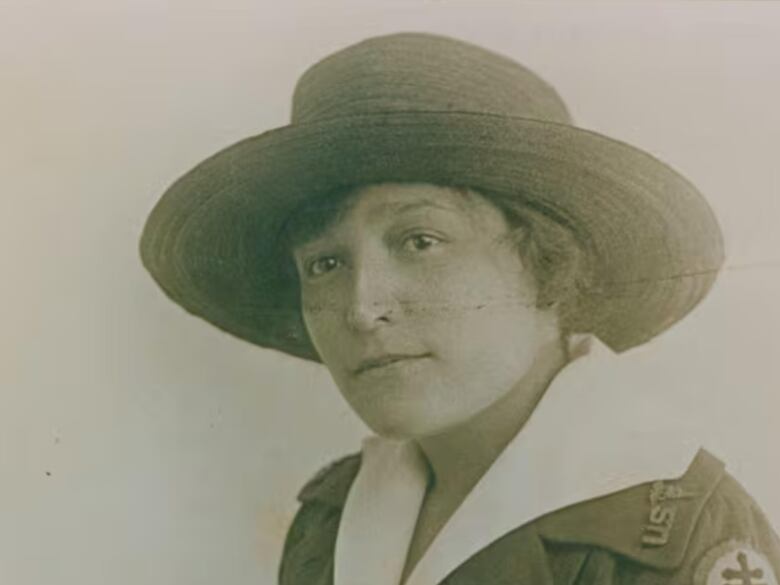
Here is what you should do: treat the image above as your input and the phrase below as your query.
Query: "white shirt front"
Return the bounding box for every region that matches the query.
[334,339,701,585]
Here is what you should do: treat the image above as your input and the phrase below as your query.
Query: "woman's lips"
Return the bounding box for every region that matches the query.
[354,353,432,375]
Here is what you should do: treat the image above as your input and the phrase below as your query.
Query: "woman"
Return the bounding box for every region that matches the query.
[140,33,780,585]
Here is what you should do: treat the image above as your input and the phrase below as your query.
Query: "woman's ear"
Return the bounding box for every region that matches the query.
[538,248,577,308]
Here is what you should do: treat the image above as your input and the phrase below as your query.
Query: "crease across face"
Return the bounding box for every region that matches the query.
[292,183,562,439]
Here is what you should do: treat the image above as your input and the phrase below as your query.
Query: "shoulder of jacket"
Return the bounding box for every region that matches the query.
[681,466,780,583]
[537,448,729,570]
[296,451,362,508]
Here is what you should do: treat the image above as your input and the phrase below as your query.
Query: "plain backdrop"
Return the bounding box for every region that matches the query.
[2,2,779,584]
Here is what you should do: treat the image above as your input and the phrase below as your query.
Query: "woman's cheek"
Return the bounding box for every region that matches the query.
[302,291,343,351]
[416,263,503,317]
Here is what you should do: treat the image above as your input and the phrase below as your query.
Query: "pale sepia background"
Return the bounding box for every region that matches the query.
[2,1,779,584]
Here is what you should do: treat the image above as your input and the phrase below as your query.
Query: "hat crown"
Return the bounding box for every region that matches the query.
[291,32,572,124]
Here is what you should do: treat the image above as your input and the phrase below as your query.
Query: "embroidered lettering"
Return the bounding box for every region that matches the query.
[649,504,675,525]
[641,480,691,547]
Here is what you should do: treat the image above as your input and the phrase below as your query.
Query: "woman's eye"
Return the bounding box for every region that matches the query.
[306,256,341,278]
[403,234,442,252]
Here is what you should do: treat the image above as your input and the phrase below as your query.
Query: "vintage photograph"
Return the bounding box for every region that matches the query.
[3,2,779,585]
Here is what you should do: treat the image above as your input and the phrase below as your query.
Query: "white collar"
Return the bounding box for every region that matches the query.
[334,339,700,585]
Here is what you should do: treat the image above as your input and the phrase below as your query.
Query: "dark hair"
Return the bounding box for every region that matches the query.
[459,186,595,337]
[276,183,594,337]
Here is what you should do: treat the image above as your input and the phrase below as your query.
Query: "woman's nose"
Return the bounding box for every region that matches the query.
[344,256,399,332]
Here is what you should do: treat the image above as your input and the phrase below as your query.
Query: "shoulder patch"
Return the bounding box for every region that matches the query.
[297,452,361,507]
[694,540,778,585]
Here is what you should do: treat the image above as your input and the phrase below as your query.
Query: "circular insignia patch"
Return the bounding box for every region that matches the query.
[695,540,778,585]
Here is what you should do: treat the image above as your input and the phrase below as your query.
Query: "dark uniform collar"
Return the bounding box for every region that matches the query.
[297,452,362,508]
[535,448,726,569]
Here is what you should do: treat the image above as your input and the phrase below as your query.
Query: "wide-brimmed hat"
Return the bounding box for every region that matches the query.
[140,32,724,362]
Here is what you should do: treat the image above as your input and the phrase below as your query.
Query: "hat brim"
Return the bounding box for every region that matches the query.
[140,111,724,361]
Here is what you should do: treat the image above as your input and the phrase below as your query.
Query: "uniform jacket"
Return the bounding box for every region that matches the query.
[278,341,780,585]
[279,449,780,585]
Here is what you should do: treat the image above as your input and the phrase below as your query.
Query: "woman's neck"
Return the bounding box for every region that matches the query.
[414,336,570,502]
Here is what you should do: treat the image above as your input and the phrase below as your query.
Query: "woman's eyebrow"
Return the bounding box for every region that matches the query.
[292,236,335,259]
[292,195,468,256]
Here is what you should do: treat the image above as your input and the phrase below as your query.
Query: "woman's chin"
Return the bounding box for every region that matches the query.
[359,405,462,440]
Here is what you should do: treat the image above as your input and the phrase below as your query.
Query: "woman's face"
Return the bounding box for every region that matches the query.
[293,183,560,439]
